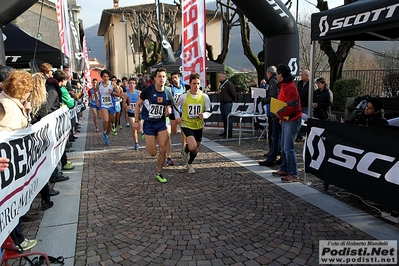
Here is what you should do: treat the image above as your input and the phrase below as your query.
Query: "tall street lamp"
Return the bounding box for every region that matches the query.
[120,8,141,74]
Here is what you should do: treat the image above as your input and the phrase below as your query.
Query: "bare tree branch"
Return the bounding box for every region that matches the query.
[316,0,355,89]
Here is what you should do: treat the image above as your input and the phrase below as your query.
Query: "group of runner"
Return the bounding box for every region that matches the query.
[88,68,212,183]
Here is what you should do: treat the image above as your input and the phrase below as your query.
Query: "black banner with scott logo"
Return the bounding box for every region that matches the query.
[311,0,399,41]
[305,119,399,212]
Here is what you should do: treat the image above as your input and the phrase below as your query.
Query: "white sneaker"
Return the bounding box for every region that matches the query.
[187,164,195,174]
[17,238,37,250]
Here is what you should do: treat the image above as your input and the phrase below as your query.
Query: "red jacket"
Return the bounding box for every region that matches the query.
[277,79,302,121]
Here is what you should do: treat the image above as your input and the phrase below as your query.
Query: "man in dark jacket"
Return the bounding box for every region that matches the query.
[45,74,72,181]
[296,70,312,141]
[137,73,146,90]
[297,70,311,115]
[259,66,281,166]
[218,73,236,138]
[343,98,388,127]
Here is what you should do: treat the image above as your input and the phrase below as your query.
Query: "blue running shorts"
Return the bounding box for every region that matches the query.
[143,120,167,136]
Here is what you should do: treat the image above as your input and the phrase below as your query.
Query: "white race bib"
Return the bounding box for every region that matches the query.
[102,95,112,107]
[130,102,136,111]
[188,104,202,118]
[173,93,182,103]
[149,104,165,119]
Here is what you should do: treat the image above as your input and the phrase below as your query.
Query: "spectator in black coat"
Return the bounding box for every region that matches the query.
[313,77,332,120]
[260,66,281,164]
[31,73,59,210]
[218,73,236,138]
[137,73,146,90]
[343,98,388,127]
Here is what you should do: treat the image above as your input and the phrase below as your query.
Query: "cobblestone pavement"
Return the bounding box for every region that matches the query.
[73,114,379,266]
[17,111,397,266]
[203,128,397,223]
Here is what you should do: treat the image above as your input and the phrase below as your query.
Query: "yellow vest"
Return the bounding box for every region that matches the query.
[181,91,205,130]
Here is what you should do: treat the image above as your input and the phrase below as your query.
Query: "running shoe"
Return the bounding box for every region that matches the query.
[281,174,300,183]
[126,122,130,127]
[95,126,99,132]
[272,170,288,177]
[17,239,37,251]
[166,157,174,166]
[155,173,167,183]
[103,132,110,145]
[111,126,116,134]
[141,133,146,140]
[62,163,75,171]
[119,125,123,130]
[113,130,117,136]
[134,143,139,150]
[187,164,195,174]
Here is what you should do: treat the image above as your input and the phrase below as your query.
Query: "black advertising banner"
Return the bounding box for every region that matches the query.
[3,23,68,68]
[311,0,399,41]
[305,119,399,212]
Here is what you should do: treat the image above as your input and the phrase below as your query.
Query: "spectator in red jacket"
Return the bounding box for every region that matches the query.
[272,64,302,183]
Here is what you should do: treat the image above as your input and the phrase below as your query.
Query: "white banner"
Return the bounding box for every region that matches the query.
[83,36,92,91]
[182,0,207,88]
[69,105,76,119]
[0,107,71,245]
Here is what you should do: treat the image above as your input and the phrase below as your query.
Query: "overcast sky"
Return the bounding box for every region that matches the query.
[74,0,343,29]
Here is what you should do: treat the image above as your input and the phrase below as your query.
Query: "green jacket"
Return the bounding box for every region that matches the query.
[60,86,75,108]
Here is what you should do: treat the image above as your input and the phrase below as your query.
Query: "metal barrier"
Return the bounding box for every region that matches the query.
[316,69,399,97]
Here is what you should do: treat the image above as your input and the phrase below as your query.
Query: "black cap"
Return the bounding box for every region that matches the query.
[138,73,143,76]
[0,66,15,82]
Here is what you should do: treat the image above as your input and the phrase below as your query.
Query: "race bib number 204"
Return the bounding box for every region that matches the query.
[149,104,165,119]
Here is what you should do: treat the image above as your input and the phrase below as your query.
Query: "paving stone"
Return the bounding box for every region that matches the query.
[15,110,396,266]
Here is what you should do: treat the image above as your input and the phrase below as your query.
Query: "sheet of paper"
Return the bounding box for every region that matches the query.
[251,87,266,99]
[270,97,288,120]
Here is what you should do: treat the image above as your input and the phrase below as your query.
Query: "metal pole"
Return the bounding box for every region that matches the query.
[0,28,6,66]
[137,15,141,74]
[304,41,316,186]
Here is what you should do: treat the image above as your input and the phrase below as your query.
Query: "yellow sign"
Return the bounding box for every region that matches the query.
[270,97,288,120]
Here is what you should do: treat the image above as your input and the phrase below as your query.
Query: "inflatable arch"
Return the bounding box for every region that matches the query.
[0,0,38,65]
[231,0,299,76]
[0,0,299,76]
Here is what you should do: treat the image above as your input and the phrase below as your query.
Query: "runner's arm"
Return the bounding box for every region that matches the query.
[134,97,143,120]
[202,94,212,119]
[173,93,186,120]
